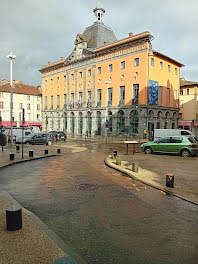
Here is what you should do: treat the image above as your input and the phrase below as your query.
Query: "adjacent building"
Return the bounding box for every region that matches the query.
[39,2,183,138]
[0,80,42,128]
[179,78,198,134]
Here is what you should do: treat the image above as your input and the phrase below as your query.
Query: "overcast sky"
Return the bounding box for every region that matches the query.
[0,0,197,86]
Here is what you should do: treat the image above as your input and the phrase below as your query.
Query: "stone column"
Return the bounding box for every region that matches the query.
[112,110,117,136]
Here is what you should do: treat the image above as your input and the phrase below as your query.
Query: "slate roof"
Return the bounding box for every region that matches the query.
[83,22,117,49]
[0,81,42,96]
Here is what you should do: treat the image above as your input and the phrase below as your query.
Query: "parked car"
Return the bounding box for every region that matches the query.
[141,136,198,157]
[57,131,67,141]
[17,133,53,145]
[49,131,67,141]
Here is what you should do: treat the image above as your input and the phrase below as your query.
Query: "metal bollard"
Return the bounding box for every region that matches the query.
[44,149,48,155]
[6,205,22,231]
[114,150,118,157]
[111,153,115,159]
[16,145,20,153]
[116,157,121,165]
[29,150,34,158]
[132,162,138,172]
[166,174,174,188]
[10,153,15,160]
[57,149,61,154]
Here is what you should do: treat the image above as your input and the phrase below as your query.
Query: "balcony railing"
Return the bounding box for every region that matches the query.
[132,98,138,105]
[76,101,82,108]
[119,99,125,106]
[97,101,101,107]
[87,101,92,107]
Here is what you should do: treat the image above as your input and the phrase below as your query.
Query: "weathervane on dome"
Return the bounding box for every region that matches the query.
[93,2,105,22]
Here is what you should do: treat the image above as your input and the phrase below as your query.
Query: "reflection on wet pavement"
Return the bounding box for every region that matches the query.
[0,144,197,264]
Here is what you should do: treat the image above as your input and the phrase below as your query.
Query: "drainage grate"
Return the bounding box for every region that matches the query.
[74,183,97,191]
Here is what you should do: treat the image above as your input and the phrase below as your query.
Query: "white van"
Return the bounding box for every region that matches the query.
[154,129,196,141]
[7,128,32,141]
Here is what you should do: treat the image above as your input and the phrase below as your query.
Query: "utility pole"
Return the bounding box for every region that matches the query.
[104,79,111,144]
[22,108,25,159]
[7,51,16,146]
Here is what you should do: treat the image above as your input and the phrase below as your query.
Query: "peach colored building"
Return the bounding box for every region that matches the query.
[179,78,198,134]
[39,3,183,138]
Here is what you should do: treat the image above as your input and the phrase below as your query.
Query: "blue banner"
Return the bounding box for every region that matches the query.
[149,80,158,105]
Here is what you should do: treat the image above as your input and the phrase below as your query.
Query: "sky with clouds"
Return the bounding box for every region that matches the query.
[0,0,197,85]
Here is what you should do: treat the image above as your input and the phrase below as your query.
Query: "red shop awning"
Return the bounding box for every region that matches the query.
[28,123,42,127]
[178,121,191,126]
[19,122,42,127]
[1,121,17,126]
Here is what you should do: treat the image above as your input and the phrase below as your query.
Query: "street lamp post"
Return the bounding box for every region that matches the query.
[104,79,111,143]
[7,51,16,146]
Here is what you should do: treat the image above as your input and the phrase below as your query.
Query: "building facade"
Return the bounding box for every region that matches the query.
[40,3,183,138]
[179,78,198,133]
[0,80,42,128]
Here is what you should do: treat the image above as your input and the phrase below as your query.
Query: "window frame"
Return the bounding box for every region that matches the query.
[134,58,139,67]
[120,61,125,70]
[108,64,113,72]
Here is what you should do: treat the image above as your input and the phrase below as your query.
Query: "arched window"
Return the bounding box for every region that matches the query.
[87,111,92,135]
[117,110,125,133]
[172,122,175,129]
[96,111,101,135]
[78,112,83,135]
[108,111,112,132]
[71,112,75,133]
[130,110,139,134]
[165,111,170,119]
[149,110,154,118]
[64,113,67,131]
[157,111,162,118]
[173,112,177,119]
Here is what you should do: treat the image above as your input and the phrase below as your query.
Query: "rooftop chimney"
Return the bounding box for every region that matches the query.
[48,61,51,65]
[60,57,64,61]
[129,33,133,37]
[37,85,42,92]
[104,42,107,45]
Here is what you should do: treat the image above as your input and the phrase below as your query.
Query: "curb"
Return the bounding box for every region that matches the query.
[104,156,198,206]
[0,154,61,170]
[0,154,87,264]
[0,188,87,264]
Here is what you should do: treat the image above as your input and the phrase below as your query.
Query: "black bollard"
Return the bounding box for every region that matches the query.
[16,145,20,153]
[6,205,22,231]
[10,153,15,160]
[57,149,61,154]
[166,174,174,188]
[44,149,48,155]
[113,150,117,157]
[29,150,34,158]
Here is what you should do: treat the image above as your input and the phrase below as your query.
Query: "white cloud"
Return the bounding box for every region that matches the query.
[0,0,197,84]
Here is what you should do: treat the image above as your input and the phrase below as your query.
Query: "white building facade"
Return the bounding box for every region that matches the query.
[0,80,42,128]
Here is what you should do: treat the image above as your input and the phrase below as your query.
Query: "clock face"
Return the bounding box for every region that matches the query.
[78,48,83,55]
